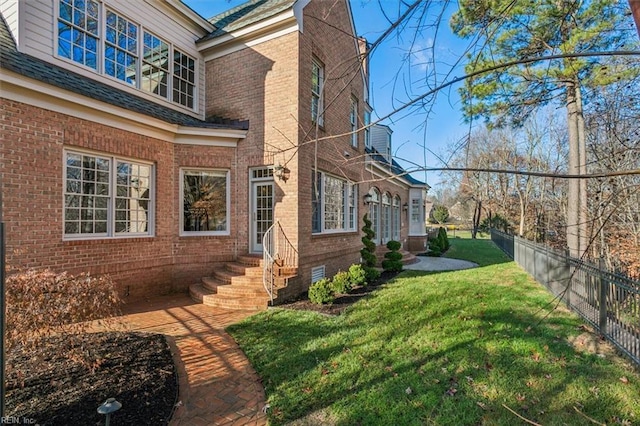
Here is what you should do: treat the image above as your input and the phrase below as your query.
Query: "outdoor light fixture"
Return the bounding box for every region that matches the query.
[97,398,122,426]
[403,202,409,212]
[274,164,290,182]
[363,193,373,205]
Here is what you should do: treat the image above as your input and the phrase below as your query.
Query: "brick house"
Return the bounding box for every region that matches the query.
[0,0,429,309]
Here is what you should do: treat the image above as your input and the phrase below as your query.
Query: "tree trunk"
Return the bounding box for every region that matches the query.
[472,199,482,239]
[576,84,589,258]
[566,80,581,258]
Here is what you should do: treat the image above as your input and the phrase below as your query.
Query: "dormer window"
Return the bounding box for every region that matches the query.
[56,0,197,110]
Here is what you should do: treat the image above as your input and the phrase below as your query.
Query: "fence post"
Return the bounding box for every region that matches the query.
[598,258,608,336]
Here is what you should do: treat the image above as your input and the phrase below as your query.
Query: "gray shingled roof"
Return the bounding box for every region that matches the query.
[199,0,296,42]
[366,147,427,186]
[0,15,248,130]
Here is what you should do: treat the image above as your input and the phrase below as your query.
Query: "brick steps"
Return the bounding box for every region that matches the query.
[375,247,419,266]
[189,253,293,310]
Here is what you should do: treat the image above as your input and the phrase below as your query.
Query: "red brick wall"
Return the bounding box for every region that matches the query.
[0,98,237,301]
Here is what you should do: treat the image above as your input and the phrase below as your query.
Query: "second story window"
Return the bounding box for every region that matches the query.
[350,97,358,148]
[56,0,197,111]
[173,50,195,109]
[364,109,371,148]
[105,10,138,85]
[311,59,324,126]
[58,0,99,70]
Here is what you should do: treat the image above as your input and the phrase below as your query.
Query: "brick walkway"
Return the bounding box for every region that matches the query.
[113,294,268,426]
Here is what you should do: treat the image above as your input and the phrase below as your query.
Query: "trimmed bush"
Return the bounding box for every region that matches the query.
[382,240,403,272]
[331,271,352,294]
[308,278,335,305]
[364,266,381,283]
[348,264,367,287]
[360,214,377,267]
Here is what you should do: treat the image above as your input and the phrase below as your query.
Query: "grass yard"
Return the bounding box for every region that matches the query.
[228,237,640,425]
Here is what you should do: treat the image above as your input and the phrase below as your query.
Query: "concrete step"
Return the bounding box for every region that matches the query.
[203,293,269,310]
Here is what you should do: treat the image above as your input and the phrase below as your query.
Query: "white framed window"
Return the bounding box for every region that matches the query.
[311,58,324,126]
[369,188,380,244]
[64,150,153,239]
[58,0,99,70]
[411,198,421,222]
[181,169,230,236]
[312,171,357,234]
[56,0,197,110]
[350,97,358,148]
[104,10,138,84]
[364,108,371,149]
[382,192,391,243]
[392,195,401,241]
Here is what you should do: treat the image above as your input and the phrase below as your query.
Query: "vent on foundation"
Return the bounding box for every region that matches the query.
[311,266,326,283]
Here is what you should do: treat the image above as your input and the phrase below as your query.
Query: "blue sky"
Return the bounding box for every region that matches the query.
[184,0,471,187]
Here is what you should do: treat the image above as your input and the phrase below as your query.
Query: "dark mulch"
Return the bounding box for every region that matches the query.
[6,332,177,426]
[277,270,400,315]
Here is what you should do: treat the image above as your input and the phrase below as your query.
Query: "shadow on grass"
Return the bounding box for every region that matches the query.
[228,268,640,426]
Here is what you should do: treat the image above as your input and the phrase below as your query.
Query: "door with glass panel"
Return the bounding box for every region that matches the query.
[251,181,274,253]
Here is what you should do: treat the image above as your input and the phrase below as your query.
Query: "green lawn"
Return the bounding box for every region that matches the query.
[228,237,640,425]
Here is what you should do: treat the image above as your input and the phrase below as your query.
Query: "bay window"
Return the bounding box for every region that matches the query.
[64,150,153,238]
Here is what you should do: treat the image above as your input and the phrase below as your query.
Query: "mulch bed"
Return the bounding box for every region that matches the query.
[6,332,177,426]
[277,270,400,315]
[4,271,399,425]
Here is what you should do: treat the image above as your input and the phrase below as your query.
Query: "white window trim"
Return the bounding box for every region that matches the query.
[179,168,231,236]
[54,0,198,112]
[364,108,372,149]
[62,148,155,240]
[350,97,358,148]
[311,58,324,126]
[312,171,357,235]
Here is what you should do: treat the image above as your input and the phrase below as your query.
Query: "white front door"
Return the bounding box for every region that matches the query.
[251,181,274,253]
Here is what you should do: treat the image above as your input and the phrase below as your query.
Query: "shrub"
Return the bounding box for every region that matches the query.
[6,269,122,352]
[364,266,381,283]
[428,233,443,256]
[386,240,401,251]
[308,278,335,304]
[438,227,450,251]
[331,271,352,294]
[382,240,403,272]
[348,264,367,287]
[360,214,377,267]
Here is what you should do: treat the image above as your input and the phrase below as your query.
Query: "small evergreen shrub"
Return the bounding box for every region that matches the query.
[382,240,403,272]
[438,227,450,250]
[364,266,380,283]
[331,270,352,294]
[348,264,367,287]
[360,214,377,267]
[308,278,335,305]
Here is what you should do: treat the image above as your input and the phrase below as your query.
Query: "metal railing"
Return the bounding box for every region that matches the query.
[262,221,298,304]
[491,229,640,367]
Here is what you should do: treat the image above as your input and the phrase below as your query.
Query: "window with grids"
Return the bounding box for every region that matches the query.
[350,97,358,147]
[173,50,195,109]
[141,32,169,98]
[311,59,324,125]
[382,192,391,243]
[181,170,229,235]
[64,151,152,238]
[364,109,371,148]
[392,195,401,240]
[57,0,197,110]
[58,0,99,70]
[369,188,380,242]
[105,10,137,84]
[312,171,357,233]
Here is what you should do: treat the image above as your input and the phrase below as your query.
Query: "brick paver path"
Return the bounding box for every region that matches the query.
[113,294,268,426]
